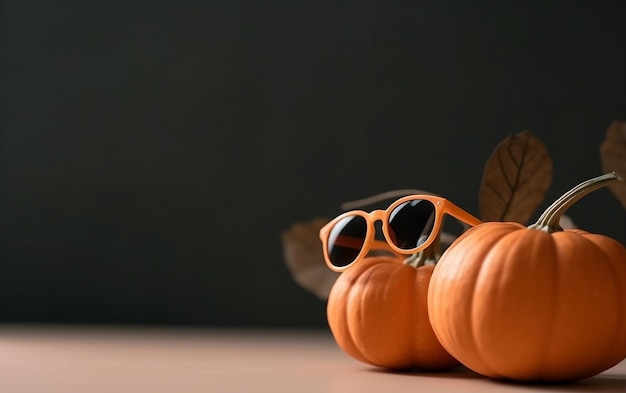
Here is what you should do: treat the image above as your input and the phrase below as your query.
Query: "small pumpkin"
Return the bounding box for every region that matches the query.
[427,172,626,382]
[327,252,459,370]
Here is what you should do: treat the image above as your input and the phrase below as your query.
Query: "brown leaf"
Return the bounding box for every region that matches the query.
[281,217,339,299]
[479,131,553,224]
[600,121,626,209]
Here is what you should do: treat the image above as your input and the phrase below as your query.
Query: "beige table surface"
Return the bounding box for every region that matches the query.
[0,324,625,393]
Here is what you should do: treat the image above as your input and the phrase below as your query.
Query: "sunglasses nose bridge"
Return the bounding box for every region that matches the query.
[368,209,387,225]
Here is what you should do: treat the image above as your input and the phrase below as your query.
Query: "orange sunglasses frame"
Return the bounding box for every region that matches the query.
[319,194,482,272]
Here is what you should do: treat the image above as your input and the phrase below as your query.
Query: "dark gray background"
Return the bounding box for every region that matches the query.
[2,1,625,327]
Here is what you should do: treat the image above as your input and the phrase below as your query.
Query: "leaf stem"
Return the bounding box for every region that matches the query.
[528,172,623,233]
[340,189,435,211]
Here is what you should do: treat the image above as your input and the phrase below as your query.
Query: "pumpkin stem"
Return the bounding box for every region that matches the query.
[404,230,442,268]
[528,172,623,233]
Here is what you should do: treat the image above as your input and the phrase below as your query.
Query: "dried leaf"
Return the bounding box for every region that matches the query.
[281,217,338,299]
[479,131,553,224]
[600,121,626,209]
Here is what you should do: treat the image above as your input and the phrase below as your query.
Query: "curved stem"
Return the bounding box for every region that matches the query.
[528,172,622,233]
[404,230,442,268]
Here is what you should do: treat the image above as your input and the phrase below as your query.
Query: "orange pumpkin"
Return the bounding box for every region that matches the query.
[327,255,459,370]
[427,172,626,381]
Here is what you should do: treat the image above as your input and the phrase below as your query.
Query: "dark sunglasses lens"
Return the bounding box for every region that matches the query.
[327,215,367,268]
[388,199,436,250]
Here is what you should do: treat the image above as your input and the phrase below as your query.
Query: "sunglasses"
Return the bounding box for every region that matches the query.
[319,194,482,272]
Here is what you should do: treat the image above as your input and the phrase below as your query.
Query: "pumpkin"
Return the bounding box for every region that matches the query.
[327,253,459,370]
[427,172,626,382]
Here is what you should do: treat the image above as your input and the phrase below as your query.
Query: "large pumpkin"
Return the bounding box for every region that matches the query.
[327,255,459,370]
[427,172,626,381]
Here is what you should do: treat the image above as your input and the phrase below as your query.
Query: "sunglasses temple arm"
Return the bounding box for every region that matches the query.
[328,236,403,261]
[445,201,483,227]
[370,239,406,259]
